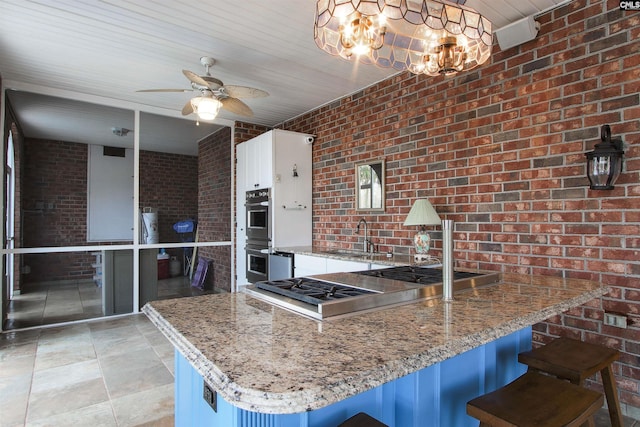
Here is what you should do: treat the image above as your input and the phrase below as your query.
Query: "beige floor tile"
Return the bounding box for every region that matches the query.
[100,349,173,399]
[30,359,102,393]
[143,329,170,346]
[111,383,174,427]
[163,359,175,376]
[151,340,175,365]
[0,372,31,427]
[27,377,109,422]
[0,329,42,348]
[92,330,149,359]
[88,316,141,333]
[135,415,174,427]
[0,342,36,378]
[38,323,91,344]
[25,401,117,427]
[34,324,94,373]
[136,319,163,336]
[34,339,97,371]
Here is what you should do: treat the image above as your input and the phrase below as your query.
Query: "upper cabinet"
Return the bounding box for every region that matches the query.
[243,133,274,190]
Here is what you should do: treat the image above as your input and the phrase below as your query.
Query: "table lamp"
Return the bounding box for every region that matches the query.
[403,199,441,259]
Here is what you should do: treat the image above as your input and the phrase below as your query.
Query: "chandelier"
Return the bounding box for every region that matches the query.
[339,12,387,58]
[314,0,493,76]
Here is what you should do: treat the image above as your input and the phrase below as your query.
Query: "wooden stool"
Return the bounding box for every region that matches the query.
[337,412,388,427]
[518,337,623,427]
[467,371,603,427]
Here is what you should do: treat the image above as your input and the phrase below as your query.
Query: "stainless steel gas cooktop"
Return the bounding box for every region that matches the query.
[244,266,500,320]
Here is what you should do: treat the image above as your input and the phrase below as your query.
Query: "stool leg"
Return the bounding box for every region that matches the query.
[580,418,595,427]
[601,365,623,427]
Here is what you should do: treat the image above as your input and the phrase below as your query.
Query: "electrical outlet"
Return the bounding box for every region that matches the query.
[203,382,217,412]
[604,312,627,329]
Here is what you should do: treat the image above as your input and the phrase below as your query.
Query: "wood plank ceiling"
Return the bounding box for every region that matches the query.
[0,0,571,154]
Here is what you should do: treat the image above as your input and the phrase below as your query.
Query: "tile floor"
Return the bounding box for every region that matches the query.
[1,314,174,427]
[2,315,638,427]
[4,276,216,331]
[1,280,637,426]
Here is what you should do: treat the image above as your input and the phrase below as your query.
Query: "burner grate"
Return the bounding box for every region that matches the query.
[352,266,482,284]
[256,277,375,306]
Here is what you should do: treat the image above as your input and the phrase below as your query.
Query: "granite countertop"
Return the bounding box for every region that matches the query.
[142,273,607,415]
[275,245,441,267]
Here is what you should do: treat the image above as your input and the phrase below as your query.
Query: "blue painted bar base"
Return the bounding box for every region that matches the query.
[175,327,531,427]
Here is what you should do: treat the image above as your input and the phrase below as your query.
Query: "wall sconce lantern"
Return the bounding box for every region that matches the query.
[585,125,625,190]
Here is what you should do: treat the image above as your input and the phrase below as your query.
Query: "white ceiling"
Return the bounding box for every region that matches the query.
[0,0,570,155]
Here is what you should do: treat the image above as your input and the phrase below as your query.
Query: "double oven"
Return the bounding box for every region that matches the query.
[245,189,271,283]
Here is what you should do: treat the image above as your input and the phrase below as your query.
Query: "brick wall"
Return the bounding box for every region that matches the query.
[198,127,233,291]
[139,150,198,244]
[278,1,640,416]
[22,139,199,283]
[22,138,93,282]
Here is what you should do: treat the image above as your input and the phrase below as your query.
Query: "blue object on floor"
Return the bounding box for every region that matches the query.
[191,258,211,290]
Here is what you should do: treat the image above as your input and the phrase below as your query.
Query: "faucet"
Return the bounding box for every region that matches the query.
[355,218,371,253]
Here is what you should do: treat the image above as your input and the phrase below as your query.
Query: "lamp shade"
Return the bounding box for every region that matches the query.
[403,199,441,226]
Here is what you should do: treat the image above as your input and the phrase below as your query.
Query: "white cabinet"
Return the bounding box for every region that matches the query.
[294,254,326,277]
[236,130,313,285]
[325,258,369,273]
[293,254,376,277]
[243,132,273,190]
[236,143,248,286]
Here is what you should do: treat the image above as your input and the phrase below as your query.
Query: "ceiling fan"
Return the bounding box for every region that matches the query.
[137,56,269,120]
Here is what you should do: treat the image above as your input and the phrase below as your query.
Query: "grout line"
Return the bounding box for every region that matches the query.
[22,334,39,426]
[90,321,121,427]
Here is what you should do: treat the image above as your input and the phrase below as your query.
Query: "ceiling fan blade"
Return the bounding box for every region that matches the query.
[201,75,223,90]
[182,69,210,88]
[221,97,253,117]
[136,88,192,93]
[223,85,269,99]
[181,100,194,116]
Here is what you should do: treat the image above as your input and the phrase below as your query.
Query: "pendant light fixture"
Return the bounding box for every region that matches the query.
[314,0,492,76]
[585,125,625,190]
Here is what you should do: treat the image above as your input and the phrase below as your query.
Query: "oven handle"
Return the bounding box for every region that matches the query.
[246,247,270,254]
[246,201,269,207]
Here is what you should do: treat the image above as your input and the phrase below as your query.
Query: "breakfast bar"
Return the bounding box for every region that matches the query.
[143,273,607,426]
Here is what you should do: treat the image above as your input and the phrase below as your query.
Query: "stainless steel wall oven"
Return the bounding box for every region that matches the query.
[245,189,271,283]
[246,243,269,283]
[246,189,270,242]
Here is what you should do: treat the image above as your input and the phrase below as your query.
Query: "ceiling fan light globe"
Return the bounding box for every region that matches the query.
[191,97,222,121]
